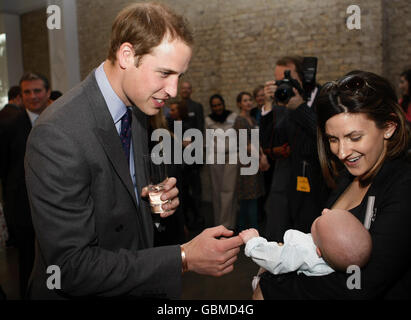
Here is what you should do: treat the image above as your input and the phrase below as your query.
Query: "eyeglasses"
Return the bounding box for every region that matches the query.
[211,103,224,107]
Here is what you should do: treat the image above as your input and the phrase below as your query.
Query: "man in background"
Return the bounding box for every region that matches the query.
[0,85,23,247]
[261,56,328,241]
[0,73,50,298]
[180,81,204,134]
[2,86,23,111]
[179,81,205,229]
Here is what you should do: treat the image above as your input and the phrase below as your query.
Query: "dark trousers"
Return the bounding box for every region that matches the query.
[259,163,274,226]
[2,201,17,246]
[15,226,35,299]
[0,285,6,300]
[181,165,203,229]
[237,199,258,231]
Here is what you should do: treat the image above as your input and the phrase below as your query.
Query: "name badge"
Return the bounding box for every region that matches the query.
[296,176,310,193]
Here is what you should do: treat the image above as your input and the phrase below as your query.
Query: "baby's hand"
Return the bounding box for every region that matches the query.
[239,228,259,243]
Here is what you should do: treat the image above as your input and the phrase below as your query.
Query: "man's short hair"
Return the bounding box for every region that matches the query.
[276,55,304,82]
[107,2,194,65]
[19,72,50,91]
[252,85,264,98]
[8,85,21,100]
[50,90,63,101]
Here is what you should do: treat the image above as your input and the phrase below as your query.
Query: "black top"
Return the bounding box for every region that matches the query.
[260,156,411,299]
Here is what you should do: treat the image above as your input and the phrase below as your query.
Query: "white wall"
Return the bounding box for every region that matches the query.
[0,13,24,108]
[47,0,80,93]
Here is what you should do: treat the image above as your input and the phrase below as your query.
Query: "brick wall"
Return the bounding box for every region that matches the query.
[75,0,410,113]
[20,8,51,84]
[382,0,411,91]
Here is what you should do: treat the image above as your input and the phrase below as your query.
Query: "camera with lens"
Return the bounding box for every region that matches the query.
[274,57,318,104]
[274,70,304,103]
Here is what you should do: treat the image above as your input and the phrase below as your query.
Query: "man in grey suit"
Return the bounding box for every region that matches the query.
[25,2,243,299]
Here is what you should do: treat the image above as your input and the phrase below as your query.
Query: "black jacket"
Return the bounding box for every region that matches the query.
[262,101,329,241]
[260,156,411,299]
[0,106,32,228]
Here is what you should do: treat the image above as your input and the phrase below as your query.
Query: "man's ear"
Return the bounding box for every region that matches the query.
[117,42,136,69]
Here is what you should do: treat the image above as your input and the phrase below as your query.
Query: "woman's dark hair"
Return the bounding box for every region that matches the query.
[400,69,411,113]
[316,70,410,188]
[209,94,225,108]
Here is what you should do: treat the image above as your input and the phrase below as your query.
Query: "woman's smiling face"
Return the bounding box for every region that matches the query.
[325,112,395,180]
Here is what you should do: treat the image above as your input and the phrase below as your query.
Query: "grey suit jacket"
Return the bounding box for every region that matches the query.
[24,71,182,299]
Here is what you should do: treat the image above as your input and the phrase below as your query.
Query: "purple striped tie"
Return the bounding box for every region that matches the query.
[120,108,132,165]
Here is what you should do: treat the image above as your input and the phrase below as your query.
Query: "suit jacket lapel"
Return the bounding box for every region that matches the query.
[131,106,154,247]
[85,71,152,247]
[85,72,138,208]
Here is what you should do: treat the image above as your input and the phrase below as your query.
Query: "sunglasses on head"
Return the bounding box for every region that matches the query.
[335,75,376,95]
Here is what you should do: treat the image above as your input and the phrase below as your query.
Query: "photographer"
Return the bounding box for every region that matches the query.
[261,56,329,242]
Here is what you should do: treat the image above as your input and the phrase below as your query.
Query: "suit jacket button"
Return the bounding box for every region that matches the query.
[115,225,124,232]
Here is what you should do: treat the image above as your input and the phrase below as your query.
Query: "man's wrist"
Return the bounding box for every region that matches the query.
[181,245,188,274]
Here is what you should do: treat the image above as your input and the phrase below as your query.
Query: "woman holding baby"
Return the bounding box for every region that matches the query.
[253,70,411,299]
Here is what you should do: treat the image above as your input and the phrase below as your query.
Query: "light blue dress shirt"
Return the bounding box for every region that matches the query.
[26,109,40,126]
[95,62,139,205]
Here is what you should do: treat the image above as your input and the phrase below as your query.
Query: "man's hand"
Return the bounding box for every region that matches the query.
[286,88,304,110]
[181,225,244,277]
[141,177,179,218]
[272,143,291,159]
[264,80,276,102]
[259,151,270,172]
[263,80,276,112]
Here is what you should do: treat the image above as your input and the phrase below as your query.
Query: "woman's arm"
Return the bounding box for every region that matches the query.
[259,165,411,299]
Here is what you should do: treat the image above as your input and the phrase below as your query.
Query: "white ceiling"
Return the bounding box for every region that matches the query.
[0,0,48,15]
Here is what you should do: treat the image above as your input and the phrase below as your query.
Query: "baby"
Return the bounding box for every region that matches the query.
[240,208,372,289]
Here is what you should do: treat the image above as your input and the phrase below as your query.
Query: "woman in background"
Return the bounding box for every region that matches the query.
[234,92,265,231]
[205,94,238,230]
